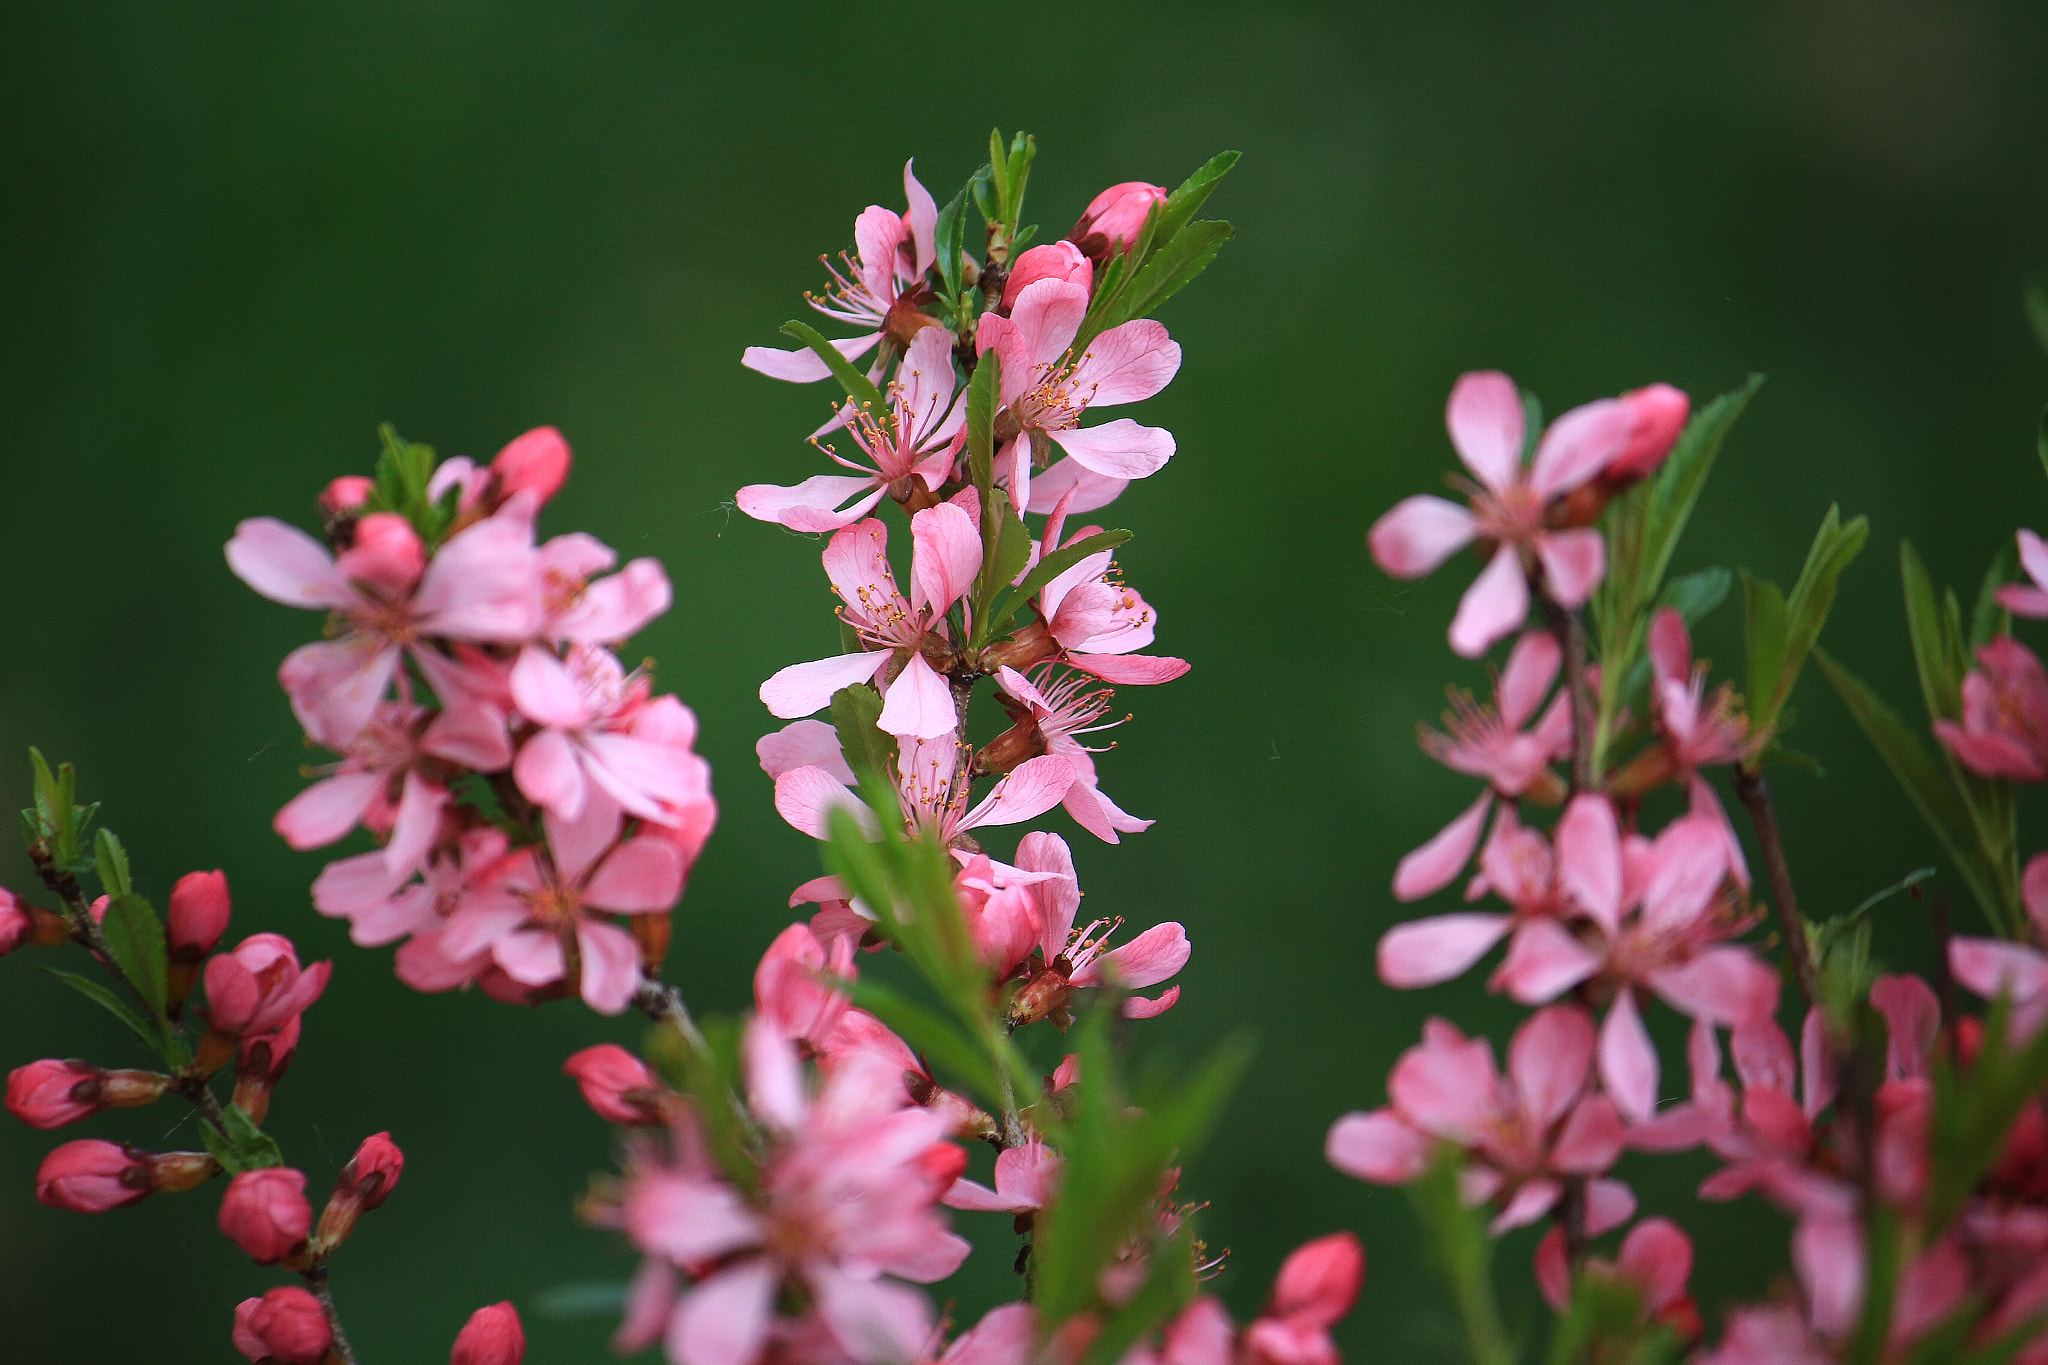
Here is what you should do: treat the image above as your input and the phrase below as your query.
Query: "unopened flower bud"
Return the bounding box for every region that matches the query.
[1001,241,1094,312]
[563,1044,665,1126]
[7,1059,170,1129]
[219,1167,313,1265]
[169,870,232,956]
[36,1140,152,1212]
[335,512,427,596]
[1607,383,1690,481]
[233,1286,333,1365]
[1266,1231,1365,1326]
[318,475,375,517]
[1069,182,1166,261]
[315,1131,404,1250]
[205,933,332,1039]
[232,1016,301,1126]
[491,426,571,508]
[451,1301,526,1365]
[0,888,28,955]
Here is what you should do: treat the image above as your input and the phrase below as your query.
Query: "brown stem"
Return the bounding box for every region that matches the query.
[1540,599,1598,795]
[1732,765,1817,1007]
[31,852,153,1010]
[632,977,710,1056]
[301,1266,360,1365]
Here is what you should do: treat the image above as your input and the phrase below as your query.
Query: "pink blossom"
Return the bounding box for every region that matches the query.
[1069,182,1167,261]
[204,933,332,1038]
[993,666,1152,842]
[1606,384,1691,481]
[1934,635,2048,780]
[742,160,938,383]
[1998,528,2048,618]
[1005,831,1189,1023]
[233,1286,334,1365]
[1327,1006,1634,1234]
[1492,797,1776,1123]
[1368,371,1635,657]
[756,922,857,1052]
[1014,519,1189,687]
[227,507,542,749]
[1239,1232,1364,1365]
[1380,804,1569,989]
[6,1060,167,1130]
[436,792,683,1015]
[218,1167,313,1265]
[167,870,232,957]
[774,731,1076,852]
[1647,608,1749,777]
[976,278,1181,512]
[1949,850,2048,1038]
[511,644,715,827]
[601,1020,969,1365]
[565,1044,666,1126]
[739,329,965,532]
[1389,629,1570,902]
[318,826,512,951]
[943,1139,1061,1213]
[816,1008,989,1138]
[36,1140,159,1212]
[452,1303,527,1365]
[1000,242,1093,312]
[0,887,28,956]
[760,508,982,742]
[492,426,573,507]
[1534,1217,1696,1323]
[534,531,672,644]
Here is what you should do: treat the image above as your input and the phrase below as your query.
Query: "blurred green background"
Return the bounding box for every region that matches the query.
[4,3,2048,1361]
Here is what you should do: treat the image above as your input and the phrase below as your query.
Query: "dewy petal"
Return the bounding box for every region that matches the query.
[671,1258,778,1365]
[736,475,885,533]
[876,653,957,741]
[1445,371,1525,495]
[1556,794,1623,934]
[1509,1004,1596,1130]
[1497,631,1562,729]
[1071,319,1181,406]
[1493,918,1602,1004]
[1599,990,1660,1126]
[742,332,881,383]
[908,502,982,614]
[1533,528,1605,608]
[1528,397,1632,500]
[1393,793,1492,902]
[1377,913,1511,988]
[1448,545,1529,659]
[1368,496,1477,579]
[226,518,358,610]
[773,766,874,841]
[1326,1110,1429,1184]
[576,920,642,1016]
[760,652,892,720]
[1048,420,1175,481]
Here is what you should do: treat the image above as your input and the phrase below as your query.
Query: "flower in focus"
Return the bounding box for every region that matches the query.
[204,934,333,1039]
[1368,371,1636,658]
[1006,515,1190,686]
[1326,1005,1634,1234]
[1003,831,1190,1025]
[774,731,1076,854]
[1068,182,1167,262]
[1000,241,1093,312]
[991,666,1152,843]
[511,643,716,828]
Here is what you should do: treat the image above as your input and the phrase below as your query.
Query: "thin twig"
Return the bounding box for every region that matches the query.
[31,853,153,1010]
[302,1266,360,1365]
[632,977,710,1056]
[1732,765,1818,1007]
[1540,598,1598,796]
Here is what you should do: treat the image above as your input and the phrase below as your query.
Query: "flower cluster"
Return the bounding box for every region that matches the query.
[227,426,717,1014]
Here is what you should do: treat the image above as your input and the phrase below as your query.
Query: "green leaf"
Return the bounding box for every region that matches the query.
[1153,150,1240,245]
[1815,648,2013,936]
[1972,537,2018,649]
[966,351,1000,500]
[981,529,1133,645]
[41,968,164,1057]
[1660,563,1732,622]
[2026,276,2048,361]
[1078,1230,1199,1365]
[779,320,889,429]
[220,1101,285,1170]
[1545,1274,1677,1365]
[532,1282,629,1319]
[1742,570,1789,721]
[971,492,1031,632]
[196,1114,248,1176]
[1642,375,1764,606]
[934,177,976,301]
[1078,221,1233,346]
[1759,503,1868,730]
[94,827,131,900]
[1902,540,1962,721]
[848,979,999,1108]
[829,683,895,785]
[100,893,168,1022]
[1407,1147,1515,1365]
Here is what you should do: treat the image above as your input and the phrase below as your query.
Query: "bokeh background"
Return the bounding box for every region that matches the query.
[4,3,2048,1360]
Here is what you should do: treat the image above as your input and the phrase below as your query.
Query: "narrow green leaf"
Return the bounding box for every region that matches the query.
[1660,564,1732,623]
[1153,150,1240,245]
[779,320,889,428]
[42,968,164,1056]
[966,351,999,499]
[847,980,999,1109]
[1407,1147,1515,1365]
[934,179,973,301]
[101,893,168,1021]
[1078,1231,1199,1365]
[983,529,1133,644]
[93,828,131,900]
[1742,570,1789,721]
[196,1115,249,1176]
[971,492,1030,630]
[1642,375,1764,602]
[1815,648,2012,936]
[1902,540,1960,721]
[1769,504,1869,724]
[532,1282,630,1320]
[829,684,895,786]
[1079,221,1233,345]
[2026,276,2048,361]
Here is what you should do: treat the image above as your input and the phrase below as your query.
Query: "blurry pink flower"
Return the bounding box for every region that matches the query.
[1934,635,2048,780]
[743,160,938,383]
[1389,629,1570,902]
[565,1044,666,1126]
[7,1060,167,1130]
[994,666,1152,843]
[512,644,715,827]
[1950,850,2048,1038]
[1069,182,1167,260]
[452,1302,526,1365]
[534,531,672,644]
[218,1167,312,1265]
[1239,1232,1364,1365]
[1380,805,1570,990]
[437,793,684,1015]
[204,934,332,1038]
[492,425,573,507]
[1001,241,1093,312]
[1005,831,1189,1023]
[227,508,542,749]
[760,508,981,741]
[1997,529,2048,618]
[233,1286,333,1365]
[1368,371,1635,657]
[1327,1006,1633,1234]
[1647,608,1749,773]
[755,922,857,1052]
[976,278,1181,511]
[739,329,965,532]
[943,1139,1061,1213]
[1605,384,1691,481]
[1493,798,1775,1123]
[1535,1217,1695,1323]
[0,888,28,956]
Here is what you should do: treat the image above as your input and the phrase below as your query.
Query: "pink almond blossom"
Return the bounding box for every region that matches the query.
[1326,1005,1634,1234]
[1380,804,1569,990]
[1534,1217,1696,1326]
[1008,508,1188,687]
[1239,1232,1365,1365]
[1368,371,1635,658]
[534,531,673,644]
[1004,831,1189,1024]
[774,732,1076,853]
[942,1139,1061,1214]
[993,666,1151,843]
[512,644,715,828]
[1950,850,2048,1039]
[227,508,542,749]
[1933,635,2048,780]
[756,922,857,1053]
[204,934,332,1038]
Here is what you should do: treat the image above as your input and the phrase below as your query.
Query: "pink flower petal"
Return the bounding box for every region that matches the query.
[909,502,982,614]
[1529,397,1632,500]
[1368,496,1477,579]
[273,772,384,851]
[1618,1218,1693,1314]
[741,332,880,383]
[226,518,357,609]
[513,729,588,822]
[585,839,685,913]
[760,652,892,720]
[1048,419,1176,481]
[1073,319,1181,406]
[876,653,957,741]
[1326,1110,1429,1184]
[1556,794,1623,933]
[509,645,591,729]
[280,638,402,752]
[670,1258,778,1365]
[758,720,856,783]
[1533,527,1605,608]
[773,766,871,841]
[960,754,1075,831]
[1377,913,1511,988]
[1492,918,1601,1004]
[1067,652,1190,685]
[1510,1004,1596,1129]
[1599,991,1660,1126]
[735,475,884,532]
[1650,947,1779,1026]
[1076,922,1189,990]
[1393,793,1492,902]
[1448,545,1529,659]
[576,920,642,1015]
[1497,630,1562,729]
[1583,1178,1636,1236]
[1445,371,1525,495]
[492,928,566,987]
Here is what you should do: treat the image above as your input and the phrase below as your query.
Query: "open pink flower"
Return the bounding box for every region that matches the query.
[1327,1005,1633,1234]
[774,731,1076,853]
[1492,797,1776,1124]
[1390,629,1571,902]
[227,508,541,749]
[1004,831,1189,1024]
[1934,635,2048,780]
[435,792,683,1014]
[317,825,511,957]
[1950,851,2048,1038]
[739,328,964,532]
[512,644,715,828]
[1535,1217,1696,1325]
[975,277,1182,513]
[943,1139,1061,1214]
[993,666,1151,843]
[1016,511,1188,687]
[602,1020,969,1365]
[760,507,982,742]
[204,934,332,1038]
[742,160,938,383]
[1369,371,1635,657]
[755,922,856,1053]
[1380,804,1569,989]
[1641,608,1754,888]
[534,531,673,644]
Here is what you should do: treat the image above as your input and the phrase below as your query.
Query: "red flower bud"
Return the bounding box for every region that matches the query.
[205,933,332,1038]
[1001,241,1093,312]
[491,426,571,508]
[451,1301,526,1365]
[1068,182,1166,260]
[169,870,232,956]
[562,1044,664,1126]
[232,1016,301,1126]
[7,1059,169,1129]
[36,1139,152,1212]
[335,511,427,596]
[318,475,375,516]
[219,1167,313,1265]
[1265,1231,1365,1328]
[233,1286,333,1365]
[0,888,28,955]
[315,1130,405,1250]
[1606,383,1690,480]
